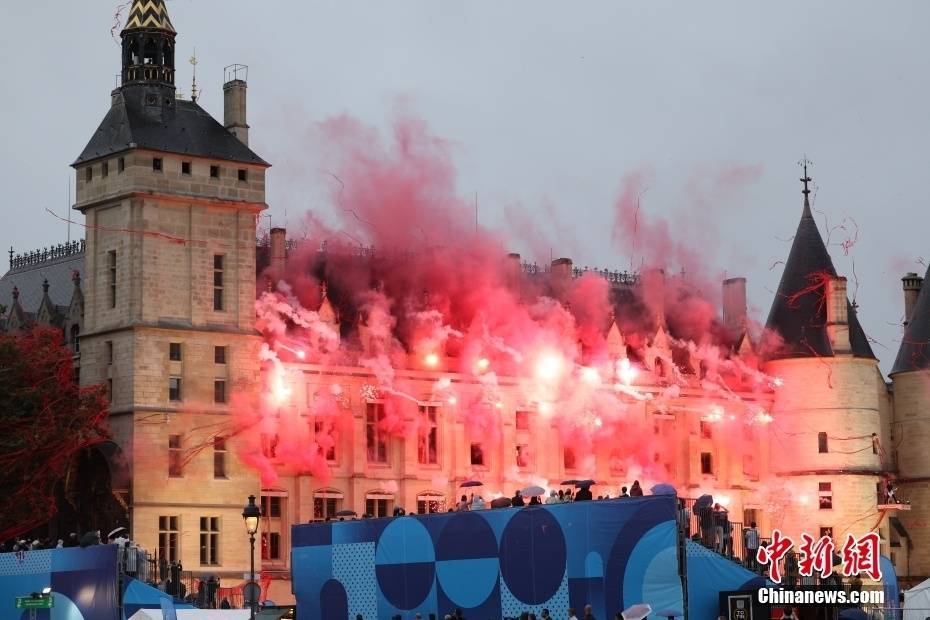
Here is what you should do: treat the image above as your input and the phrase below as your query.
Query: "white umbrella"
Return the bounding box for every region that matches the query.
[622,603,652,620]
[522,485,546,497]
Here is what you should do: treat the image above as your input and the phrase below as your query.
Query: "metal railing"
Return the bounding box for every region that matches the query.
[9,240,85,271]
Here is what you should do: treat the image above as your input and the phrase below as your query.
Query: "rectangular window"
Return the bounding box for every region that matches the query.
[213,437,226,478]
[261,433,278,459]
[470,442,485,466]
[213,255,224,311]
[210,165,219,178]
[819,482,833,510]
[261,496,282,518]
[314,420,336,461]
[515,410,531,431]
[700,421,713,439]
[743,452,759,480]
[169,377,182,401]
[168,434,183,477]
[85,167,92,182]
[313,497,340,521]
[237,169,248,182]
[417,405,438,465]
[153,157,163,172]
[366,498,391,518]
[516,444,531,469]
[563,447,576,470]
[158,516,180,563]
[700,452,714,475]
[118,157,125,173]
[102,161,109,178]
[108,250,117,308]
[214,346,226,364]
[107,378,113,402]
[818,432,828,453]
[169,342,182,361]
[106,341,113,365]
[820,526,833,539]
[214,380,226,404]
[366,402,388,463]
[199,516,220,566]
[262,532,281,560]
[181,161,191,175]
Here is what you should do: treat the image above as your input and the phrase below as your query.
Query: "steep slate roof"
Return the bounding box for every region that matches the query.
[73,96,268,167]
[892,264,930,374]
[0,253,84,314]
[764,195,874,360]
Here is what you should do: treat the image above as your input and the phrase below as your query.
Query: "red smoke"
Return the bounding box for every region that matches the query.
[234,116,776,494]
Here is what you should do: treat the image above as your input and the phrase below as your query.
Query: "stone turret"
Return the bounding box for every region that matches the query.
[762,165,885,549]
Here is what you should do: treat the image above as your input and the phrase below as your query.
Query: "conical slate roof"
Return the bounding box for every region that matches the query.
[123,0,175,33]
[764,194,874,360]
[892,264,930,374]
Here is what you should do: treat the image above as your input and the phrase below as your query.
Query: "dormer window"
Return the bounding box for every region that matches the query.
[85,167,92,182]
[237,169,248,182]
[181,161,191,175]
[153,157,163,172]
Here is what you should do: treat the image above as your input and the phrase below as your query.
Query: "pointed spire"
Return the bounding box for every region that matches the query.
[122,0,175,34]
[764,163,874,360]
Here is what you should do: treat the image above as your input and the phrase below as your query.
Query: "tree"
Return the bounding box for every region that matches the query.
[0,327,109,542]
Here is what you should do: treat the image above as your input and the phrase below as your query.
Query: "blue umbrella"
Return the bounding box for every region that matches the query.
[650,483,677,496]
[459,480,483,488]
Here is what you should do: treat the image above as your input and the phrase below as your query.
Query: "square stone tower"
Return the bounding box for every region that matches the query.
[71,0,268,576]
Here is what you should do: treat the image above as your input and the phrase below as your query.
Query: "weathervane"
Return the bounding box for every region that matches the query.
[190,48,199,103]
[798,156,813,198]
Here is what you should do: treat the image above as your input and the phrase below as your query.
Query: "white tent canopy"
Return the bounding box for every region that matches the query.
[129,611,250,620]
[904,575,930,620]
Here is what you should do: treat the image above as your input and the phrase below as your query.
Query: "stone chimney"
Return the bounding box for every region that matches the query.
[270,227,286,282]
[550,257,573,298]
[722,277,747,336]
[902,272,923,326]
[826,276,851,354]
[223,75,249,146]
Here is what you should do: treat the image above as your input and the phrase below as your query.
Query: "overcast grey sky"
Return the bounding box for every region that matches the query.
[1,1,927,373]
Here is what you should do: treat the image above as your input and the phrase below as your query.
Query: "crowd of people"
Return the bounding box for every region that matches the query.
[453,480,646,513]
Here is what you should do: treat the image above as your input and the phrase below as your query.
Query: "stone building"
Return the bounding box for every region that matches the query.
[1,0,927,602]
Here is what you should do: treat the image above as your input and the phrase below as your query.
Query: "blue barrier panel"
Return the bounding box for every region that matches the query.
[293,496,684,619]
[0,545,119,620]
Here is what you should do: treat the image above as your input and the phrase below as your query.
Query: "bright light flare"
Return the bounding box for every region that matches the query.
[476,357,490,372]
[754,411,774,424]
[704,404,724,422]
[798,495,809,505]
[717,495,731,507]
[535,352,564,382]
[296,349,306,360]
[273,383,292,404]
[447,395,457,405]
[593,416,603,428]
[538,402,553,416]
[581,366,600,385]
[617,358,637,386]
[494,401,503,409]
[424,352,440,368]
[772,377,784,387]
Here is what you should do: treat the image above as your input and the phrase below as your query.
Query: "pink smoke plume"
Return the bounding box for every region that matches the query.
[233,115,777,492]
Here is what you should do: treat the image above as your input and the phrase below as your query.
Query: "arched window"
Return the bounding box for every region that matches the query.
[143,38,159,65]
[416,492,444,514]
[128,38,140,65]
[70,324,80,352]
[162,41,173,67]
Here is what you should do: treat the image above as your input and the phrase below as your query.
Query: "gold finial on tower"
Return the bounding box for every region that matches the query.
[189,49,199,103]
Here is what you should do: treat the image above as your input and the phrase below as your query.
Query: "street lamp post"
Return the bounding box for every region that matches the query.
[242,494,262,620]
